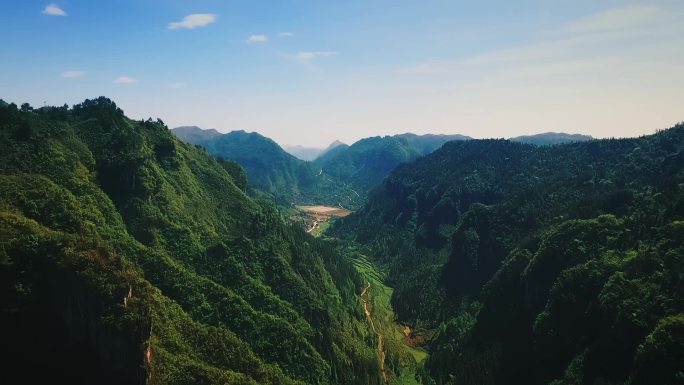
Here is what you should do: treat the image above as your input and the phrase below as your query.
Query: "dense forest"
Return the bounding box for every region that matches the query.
[332,124,684,384]
[0,98,381,385]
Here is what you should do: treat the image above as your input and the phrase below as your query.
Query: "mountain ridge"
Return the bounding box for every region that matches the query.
[0,98,381,385]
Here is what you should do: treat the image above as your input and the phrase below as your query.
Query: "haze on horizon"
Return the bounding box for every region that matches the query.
[1,0,683,147]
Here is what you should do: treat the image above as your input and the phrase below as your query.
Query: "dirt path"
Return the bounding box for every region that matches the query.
[361,282,389,383]
[361,282,370,297]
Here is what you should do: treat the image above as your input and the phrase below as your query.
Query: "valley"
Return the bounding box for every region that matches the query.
[0,98,682,385]
[4,1,683,384]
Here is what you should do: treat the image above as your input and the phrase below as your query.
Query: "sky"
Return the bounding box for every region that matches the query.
[1,1,683,147]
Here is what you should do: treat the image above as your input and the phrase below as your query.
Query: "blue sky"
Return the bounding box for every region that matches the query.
[1,1,683,146]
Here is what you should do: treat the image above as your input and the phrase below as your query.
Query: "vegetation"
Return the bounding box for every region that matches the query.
[332,125,684,385]
[348,251,429,385]
[0,98,381,385]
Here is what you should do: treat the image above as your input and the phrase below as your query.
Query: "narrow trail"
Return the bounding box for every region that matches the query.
[360,282,389,383]
[354,255,427,384]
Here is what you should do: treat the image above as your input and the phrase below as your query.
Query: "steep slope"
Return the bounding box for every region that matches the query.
[316,134,470,199]
[332,124,684,385]
[510,132,593,145]
[0,98,381,385]
[171,126,356,206]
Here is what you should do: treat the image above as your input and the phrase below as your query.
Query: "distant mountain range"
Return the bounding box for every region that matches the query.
[510,132,593,145]
[172,127,473,206]
[283,140,346,161]
[314,133,471,197]
[283,145,324,161]
[172,127,594,207]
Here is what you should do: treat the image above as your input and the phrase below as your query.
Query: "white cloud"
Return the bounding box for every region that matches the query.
[113,76,137,84]
[168,82,186,89]
[565,5,664,33]
[167,14,217,30]
[279,32,294,37]
[246,34,268,43]
[297,51,339,60]
[60,70,85,78]
[42,4,66,16]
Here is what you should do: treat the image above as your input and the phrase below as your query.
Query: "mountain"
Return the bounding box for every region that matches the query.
[395,133,471,153]
[315,133,470,199]
[283,145,325,161]
[171,126,358,206]
[510,132,593,145]
[0,98,381,385]
[314,140,349,164]
[332,126,684,385]
[172,125,222,143]
[171,126,307,193]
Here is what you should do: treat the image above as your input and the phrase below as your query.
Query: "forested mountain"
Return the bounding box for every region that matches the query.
[316,140,347,160]
[313,141,350,165]
[332,124,684,385]
[315,134,470,200]
[0,98,381,385]
[171,126,357,206]
[171,125,222,143]
[510,132,593,146]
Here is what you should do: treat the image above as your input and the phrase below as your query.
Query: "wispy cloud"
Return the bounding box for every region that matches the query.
[297,51,339,60]
[398,4,682,77]
[113,76,137,84]
[565,5,664,33]
[246,34,268,43]
[279,32,294,37]
[168,82,186,89]
[42,3,66,16]
[60,70,85,78]
[167,14,217,30]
